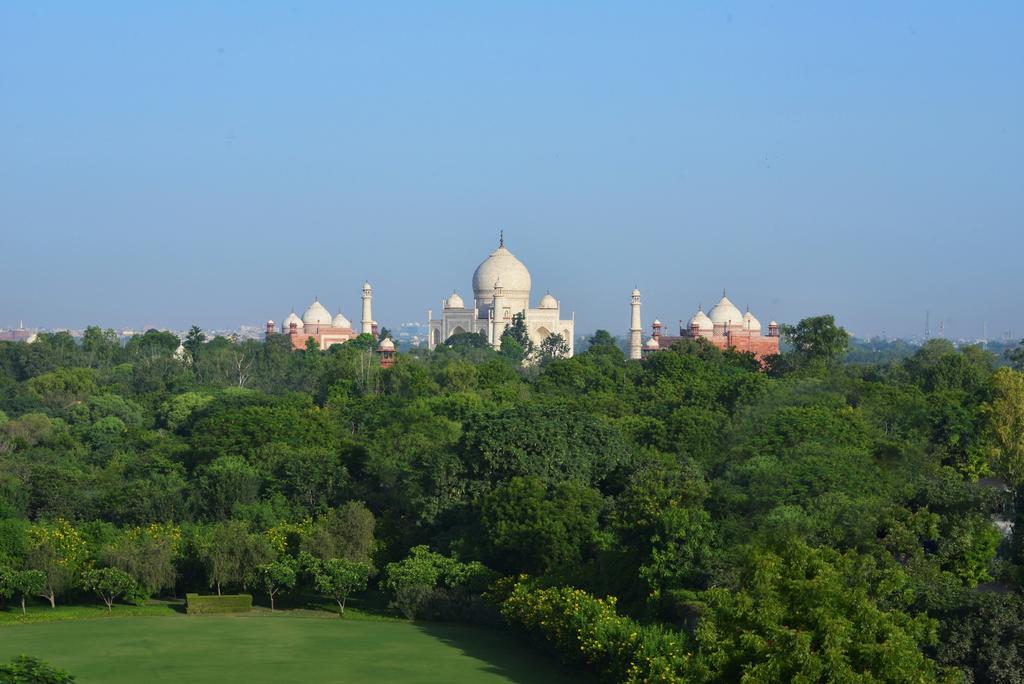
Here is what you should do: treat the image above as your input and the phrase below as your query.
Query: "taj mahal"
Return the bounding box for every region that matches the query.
[427,236,576,355]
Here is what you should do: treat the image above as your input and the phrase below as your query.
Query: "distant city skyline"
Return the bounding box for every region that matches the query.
[2,3,1021,339]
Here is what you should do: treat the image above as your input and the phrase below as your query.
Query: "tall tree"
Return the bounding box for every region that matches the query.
[183,326,207,365]
[780,315,849,371]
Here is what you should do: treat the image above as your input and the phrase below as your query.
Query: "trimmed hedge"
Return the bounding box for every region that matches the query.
[185,593,253,615]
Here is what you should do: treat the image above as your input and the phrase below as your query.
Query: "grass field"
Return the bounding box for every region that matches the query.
[0,613,585,683]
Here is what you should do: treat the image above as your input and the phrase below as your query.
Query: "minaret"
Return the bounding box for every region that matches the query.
[489,278,504,349]
[361,281,373,335]
[629,288,642,360]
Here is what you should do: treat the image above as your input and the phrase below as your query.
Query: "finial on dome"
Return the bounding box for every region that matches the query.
[499,230,504,248]
[723,288,727,297]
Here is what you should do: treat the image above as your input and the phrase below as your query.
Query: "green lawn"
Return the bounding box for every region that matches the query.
[0,613,585,683]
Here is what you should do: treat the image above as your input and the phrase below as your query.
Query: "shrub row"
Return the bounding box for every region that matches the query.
[500,581,691,683]
[185,593,252,615]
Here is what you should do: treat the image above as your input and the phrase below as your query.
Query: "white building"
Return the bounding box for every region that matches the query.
[427,237,575,356]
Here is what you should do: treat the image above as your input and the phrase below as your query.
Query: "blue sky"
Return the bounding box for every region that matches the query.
[2,2,1021,339]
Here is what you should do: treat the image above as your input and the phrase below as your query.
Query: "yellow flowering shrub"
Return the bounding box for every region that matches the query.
[501,580,691,683]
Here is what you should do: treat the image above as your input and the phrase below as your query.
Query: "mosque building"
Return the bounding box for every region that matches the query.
[267,281,377,350]
[628,289,780,362]
[427,235,575,356]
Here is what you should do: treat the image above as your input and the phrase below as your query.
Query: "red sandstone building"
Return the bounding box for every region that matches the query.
[629,290,780,363]
[268,282,377,351]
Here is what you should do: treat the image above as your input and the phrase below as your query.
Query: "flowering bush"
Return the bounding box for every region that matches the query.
[500,580,691,683]
[27,519,89,607]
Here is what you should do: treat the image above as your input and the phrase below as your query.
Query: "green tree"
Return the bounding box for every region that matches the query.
[104,524,180,597]
[125,329,180,359]
[936,591,1024,684]
[382,546,494,620]
[444,331,490,350]
[983,367,1024,560]
[81,326,120,369]
[694,541,946,682]
[613,458,716,605]
[197,520,272,595]
[499,313,533,364]
[985,368,1024,487]
[537,333,570,365]
[482,476,602,577]
[382,546,446,619]
[249,560,296,611]
[0,655,75,684]
[1006,341,1024,371]
[300,501,375,564]
[308,556,371,616]
[0,568,46,614]
[183,326,207,365]
[26,368,97,411]
[80,567,138,611]
[26,520,88,607]
[195,456,262,520]
[780,314,849,371]
[586,330,617,350]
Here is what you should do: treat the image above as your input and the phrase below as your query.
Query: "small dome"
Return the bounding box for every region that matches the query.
[743,310,762,332]
[378,338,395,351]
[445,292,465,309]
[708,295,744,327]
[631,288,641,297]
[643,336,660,350]
[769,320,778,327]
[652,318,662,327]
[267,320,274,326]
[284,312,303,330]
[302,299,333,326]
[538,293,558,309]
[689,307,713,331]
[332,311,351,328]
[363,281,372,291]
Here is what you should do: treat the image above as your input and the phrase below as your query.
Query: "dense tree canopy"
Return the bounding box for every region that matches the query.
[0,324,1020,681]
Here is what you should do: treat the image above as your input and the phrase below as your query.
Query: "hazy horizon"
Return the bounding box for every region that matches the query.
[2,3,1021,339]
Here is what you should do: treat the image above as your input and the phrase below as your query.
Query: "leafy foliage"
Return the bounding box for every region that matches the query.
[0,655,75,684]
[0,318,1017,681]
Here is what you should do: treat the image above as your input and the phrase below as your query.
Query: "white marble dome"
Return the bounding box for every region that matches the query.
[473,244,531,300]
[302,299,333,326]
[332,311,352,328]
[445,292,465,309]
[689,307,713,331]
[538,293,558,309]
[283,312,303,330]
[743,310,761,332]
[644,336,660,349]
[708,295,744,327]
[378,337,396,351]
